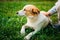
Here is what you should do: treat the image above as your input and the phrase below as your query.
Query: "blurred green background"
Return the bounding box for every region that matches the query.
[0,0,60,40]
[0,0,57,1]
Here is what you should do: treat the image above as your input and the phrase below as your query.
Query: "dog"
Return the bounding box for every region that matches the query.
[17,5,50,40]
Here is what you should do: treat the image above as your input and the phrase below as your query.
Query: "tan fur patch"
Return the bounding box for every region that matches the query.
[23,5,40,17]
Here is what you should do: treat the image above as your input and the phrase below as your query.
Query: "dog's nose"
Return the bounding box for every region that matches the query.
[16,12,18,14]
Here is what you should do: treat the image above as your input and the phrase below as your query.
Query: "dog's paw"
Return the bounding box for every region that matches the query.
[24,37,29,40]
[20,31,25,36]
[24,36,30,40]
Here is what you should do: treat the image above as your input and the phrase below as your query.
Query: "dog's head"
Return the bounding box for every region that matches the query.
[17,5,40,18]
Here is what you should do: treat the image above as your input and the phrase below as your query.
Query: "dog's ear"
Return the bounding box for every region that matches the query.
[32,8,40,14]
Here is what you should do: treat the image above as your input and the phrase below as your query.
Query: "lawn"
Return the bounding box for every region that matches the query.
[0,1,60,40]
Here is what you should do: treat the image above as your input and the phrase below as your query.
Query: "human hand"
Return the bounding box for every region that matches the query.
[40,11,51,16]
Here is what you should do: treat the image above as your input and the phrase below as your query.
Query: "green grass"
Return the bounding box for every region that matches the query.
[0,1,60,40]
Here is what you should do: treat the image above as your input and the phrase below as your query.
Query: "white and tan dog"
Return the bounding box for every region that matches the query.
[17,5,50,40]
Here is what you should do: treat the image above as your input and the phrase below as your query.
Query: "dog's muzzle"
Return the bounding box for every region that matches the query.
[16,10,25,16]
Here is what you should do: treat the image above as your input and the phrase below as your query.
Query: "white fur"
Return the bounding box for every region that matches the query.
[20,12,49,40]
[18,5,50,40]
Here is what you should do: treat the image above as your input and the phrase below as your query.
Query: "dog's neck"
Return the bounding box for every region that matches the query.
[27,15,39,23]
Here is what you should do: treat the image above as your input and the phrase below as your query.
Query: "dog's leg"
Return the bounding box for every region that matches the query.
[24,29,40,40]
[20,25,28,36]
